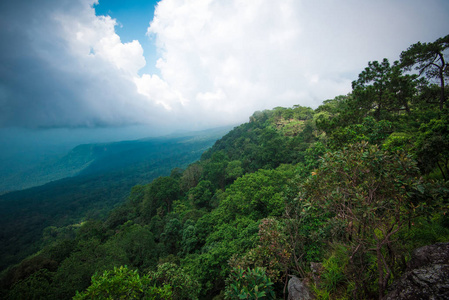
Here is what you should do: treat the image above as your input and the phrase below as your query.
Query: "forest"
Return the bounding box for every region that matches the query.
[0,35,448,299]
[0,128,230,271]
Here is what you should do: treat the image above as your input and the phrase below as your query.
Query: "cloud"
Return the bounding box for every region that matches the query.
[134,74,187,110]
[0,0,164,128]
[142,0,449,127]
[1,0,448,130]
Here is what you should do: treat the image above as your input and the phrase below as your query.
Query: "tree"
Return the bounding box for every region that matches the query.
[327,116,393,149]
[352,59,393,121]
[7,269,55,300]
[388,63,418,114]
[143,176,180,219]
[225,160,244,185]
[300,142,424,299]
[180,163,203,192]
[149,263,200,300]
[351,59,420,121]
[187,180,214,209]
[105,223,158,270]
[219,166,295,221]
[400,35,449,110]
[160,218,182,255]
[415,112,449,180]
[202,151,229,190]
[228,218,291,297]
[315,94,353,133]
[73,266,172,300]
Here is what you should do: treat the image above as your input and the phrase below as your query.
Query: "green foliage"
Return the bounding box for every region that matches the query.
[320,245,349,295]
[143,176,181,219]
[149,262,200,300]
[400,214,449,249]
[51,238,117,299]
[225,267,275,300]
[300,142,427,298]
[328,116,393,148]
[304,142,326,170]
[352,58,395,121]
[0,131,223,271]
[73,266,172,300]
[284,195,331,276]
[180,163,203,192]
[382,132,414,153]
[202,105,318,174]
[229,218,291,284]
[400,34,449,109]
[226,160,245,183]
[415,112,449,180]
[8,269,55,300]
[3,35,449,300]
[104,223,158,270]
[187,180,214,209]
[218,165,296,221]
[180,220,198,255]
[182,217,259,297]
[160,218,182,255]
[315,95,352,131]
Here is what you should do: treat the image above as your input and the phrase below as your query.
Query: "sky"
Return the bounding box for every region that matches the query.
[1,0,449,134]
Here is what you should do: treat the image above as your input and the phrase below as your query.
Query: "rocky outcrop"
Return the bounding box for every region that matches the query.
[384,242,449,299]
[288,275,314,300]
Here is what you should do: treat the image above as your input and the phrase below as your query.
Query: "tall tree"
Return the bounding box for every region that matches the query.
[143,176,180,219]
[352,58,393,120]
[352,59,419,121]
[400,35,449,110]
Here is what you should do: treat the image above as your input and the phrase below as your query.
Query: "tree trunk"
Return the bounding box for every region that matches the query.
[377,246,384,300]
[437,52,446,110]
[439,70,445,110]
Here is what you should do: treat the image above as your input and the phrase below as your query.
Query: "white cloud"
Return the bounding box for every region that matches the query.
[139,0,449,127]
[134,74,187,110]
[56,11,146,76]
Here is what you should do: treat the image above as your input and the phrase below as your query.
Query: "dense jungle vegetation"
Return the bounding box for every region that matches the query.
[1,35,448,299]
[0,128,230,272]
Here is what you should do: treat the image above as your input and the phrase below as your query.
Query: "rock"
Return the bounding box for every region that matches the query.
[384,242,449,300]
[288,275,314,300]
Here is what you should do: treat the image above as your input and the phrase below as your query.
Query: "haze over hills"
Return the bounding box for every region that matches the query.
[0,126,232,270]
[0,126,232,194]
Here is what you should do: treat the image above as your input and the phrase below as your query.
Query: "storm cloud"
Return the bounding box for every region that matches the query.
[0,0,162,128]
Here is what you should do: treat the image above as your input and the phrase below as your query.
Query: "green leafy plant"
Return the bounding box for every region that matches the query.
[149,262,200,300]
[225,267,275,300]
[320,245,349,295]
[229,218,291,284]
[73,265,172,300]
[301,142,427,298]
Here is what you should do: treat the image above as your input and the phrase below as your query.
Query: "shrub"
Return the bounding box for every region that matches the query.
[225,267,275,300]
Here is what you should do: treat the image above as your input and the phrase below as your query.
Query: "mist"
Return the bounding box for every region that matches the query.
[0,125,169,184]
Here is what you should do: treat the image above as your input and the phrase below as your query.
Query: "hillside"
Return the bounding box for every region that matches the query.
[0,126,232,271]
[1,36,448,300]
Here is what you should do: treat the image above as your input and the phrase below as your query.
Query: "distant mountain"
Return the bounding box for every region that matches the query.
[0,126,233,194]
[0,126,232,270]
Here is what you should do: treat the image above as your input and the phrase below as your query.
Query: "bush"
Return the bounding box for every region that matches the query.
[225,267,275,300]
[73,266,172,300]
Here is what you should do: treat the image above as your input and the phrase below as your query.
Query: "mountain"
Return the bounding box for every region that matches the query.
[0,126,232,271]
[2,36,449,300]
